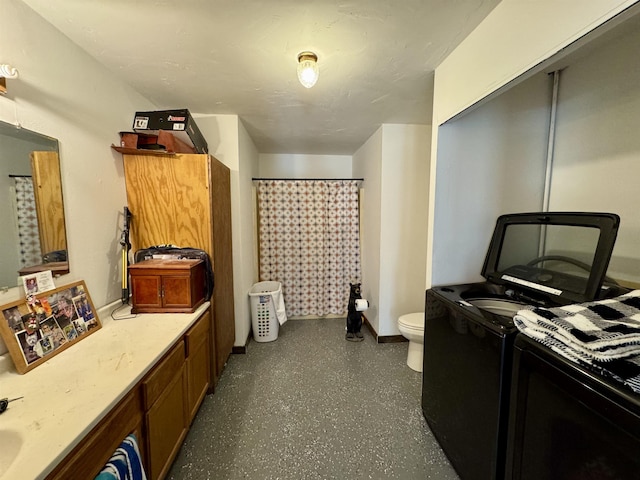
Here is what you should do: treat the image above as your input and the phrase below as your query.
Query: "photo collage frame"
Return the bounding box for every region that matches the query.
[0,280,101,374]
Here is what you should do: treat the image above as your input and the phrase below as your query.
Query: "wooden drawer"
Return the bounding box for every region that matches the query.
[142,341,185,410]
[185,310,209,356]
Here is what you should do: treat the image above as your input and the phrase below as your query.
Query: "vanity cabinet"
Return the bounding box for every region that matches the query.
[44,309,211,480]
[142,311,210,479]
[123,153,235,386]
[129,258,206,314]
[45,388,144,480]
[143,341,188,480]
[185,310,211,422]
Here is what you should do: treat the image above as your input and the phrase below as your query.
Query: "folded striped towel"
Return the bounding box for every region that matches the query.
[514,290,640,394]
[514,290,640,362]
[95,434,147,480]
[518,322,640,394]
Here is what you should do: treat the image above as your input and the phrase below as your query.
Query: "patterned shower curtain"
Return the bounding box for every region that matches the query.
[257,180,361,316]
[13,176,42,267]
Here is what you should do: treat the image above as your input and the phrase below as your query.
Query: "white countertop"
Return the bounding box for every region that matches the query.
[0,301,209,480]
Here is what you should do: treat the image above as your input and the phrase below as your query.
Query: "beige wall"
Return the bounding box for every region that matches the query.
[196,114,261,348]
[236,120,260,346]
[378,124,430,335]
[548,16,640,285]
[427,0,640,287]
[353,127,383,333]
[354,124,430,336]
[433,0,638,125]
[0,0,155,308]
[258,153,352,178]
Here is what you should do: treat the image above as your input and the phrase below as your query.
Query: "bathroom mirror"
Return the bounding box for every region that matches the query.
[0,121,68,289]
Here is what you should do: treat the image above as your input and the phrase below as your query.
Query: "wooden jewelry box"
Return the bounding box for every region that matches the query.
[129,258,206,313]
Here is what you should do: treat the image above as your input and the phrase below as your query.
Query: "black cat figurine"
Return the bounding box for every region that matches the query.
[346,283,364,342]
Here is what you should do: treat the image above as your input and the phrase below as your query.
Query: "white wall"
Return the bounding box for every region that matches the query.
[378,124,430,335]
[353,124,430,336]
[0,0,155,310]
[427,0,639,288]
[195,114,260,348]
[236,120,260,346]
[353,128,383,333]
[431,74,551,286]
[549,16,640,284]
[0,3,260,358]
[433,0,639,125]
[258,153,351,178]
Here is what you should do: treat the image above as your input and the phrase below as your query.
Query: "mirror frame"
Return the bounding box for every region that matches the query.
[0,121,69,287]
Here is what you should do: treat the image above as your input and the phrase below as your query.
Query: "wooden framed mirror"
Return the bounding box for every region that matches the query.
[0,121,69,289]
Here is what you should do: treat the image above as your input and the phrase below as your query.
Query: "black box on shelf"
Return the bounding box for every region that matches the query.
[133,109,208,154]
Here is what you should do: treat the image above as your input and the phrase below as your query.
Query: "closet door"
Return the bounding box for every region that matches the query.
[122,154,213,252]
[123,153,216,383]
[209,156,234,379]
[123,153,235,386]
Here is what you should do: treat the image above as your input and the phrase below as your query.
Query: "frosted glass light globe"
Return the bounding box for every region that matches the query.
[297,52,318,88]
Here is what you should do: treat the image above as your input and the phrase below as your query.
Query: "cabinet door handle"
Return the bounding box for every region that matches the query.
[159,285,165,298]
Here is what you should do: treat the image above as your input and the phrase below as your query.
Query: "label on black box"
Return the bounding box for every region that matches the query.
[173,123,185,131]
[133,116,149,129]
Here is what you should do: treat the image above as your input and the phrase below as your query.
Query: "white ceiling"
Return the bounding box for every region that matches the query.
[21,0,500,155]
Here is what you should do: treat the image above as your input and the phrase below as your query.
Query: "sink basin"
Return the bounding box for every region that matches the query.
[0,430,23,476]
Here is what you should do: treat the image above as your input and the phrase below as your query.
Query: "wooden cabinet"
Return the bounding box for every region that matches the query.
[143,342,188,480]
[46,309,211,480]
[129,259,206,313]
[45,388,144,480]
[185,310,211,422]
[141,310,210,480]
[124,153,235,386]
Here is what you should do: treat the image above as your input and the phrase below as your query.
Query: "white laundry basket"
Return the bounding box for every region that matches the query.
[248,281,284,342]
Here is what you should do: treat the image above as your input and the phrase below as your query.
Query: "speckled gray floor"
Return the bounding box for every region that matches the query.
[168,318,459,480]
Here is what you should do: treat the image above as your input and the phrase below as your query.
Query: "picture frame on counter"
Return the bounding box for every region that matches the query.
[0,280,101,374]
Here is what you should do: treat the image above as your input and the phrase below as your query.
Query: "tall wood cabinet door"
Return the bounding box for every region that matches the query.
[185,310,211,422]
[210,156,235,379]
[145,365,188,480]
[123,154,213,254]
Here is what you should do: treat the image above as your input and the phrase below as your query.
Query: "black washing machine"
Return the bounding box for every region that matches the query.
[422,212,626,480]
[506,333,640,480]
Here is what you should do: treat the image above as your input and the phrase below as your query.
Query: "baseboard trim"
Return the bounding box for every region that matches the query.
[362,315,407,344]
[376,335,407,343]
[232,335,250,354]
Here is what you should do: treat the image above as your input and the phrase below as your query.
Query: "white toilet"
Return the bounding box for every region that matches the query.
[398,312,425,372]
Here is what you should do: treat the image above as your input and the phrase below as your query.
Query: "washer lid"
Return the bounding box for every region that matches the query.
[481,212,620,305]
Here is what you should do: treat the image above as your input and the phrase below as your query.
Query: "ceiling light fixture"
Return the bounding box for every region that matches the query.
[0,64,19,79]
[0,64,19,95]
[297,52,319,89]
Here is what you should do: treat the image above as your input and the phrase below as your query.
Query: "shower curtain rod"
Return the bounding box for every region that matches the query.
[252,177,363,182]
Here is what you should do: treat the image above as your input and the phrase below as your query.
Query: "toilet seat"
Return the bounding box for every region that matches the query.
[398,312,425,373]
[399,313,424,331]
